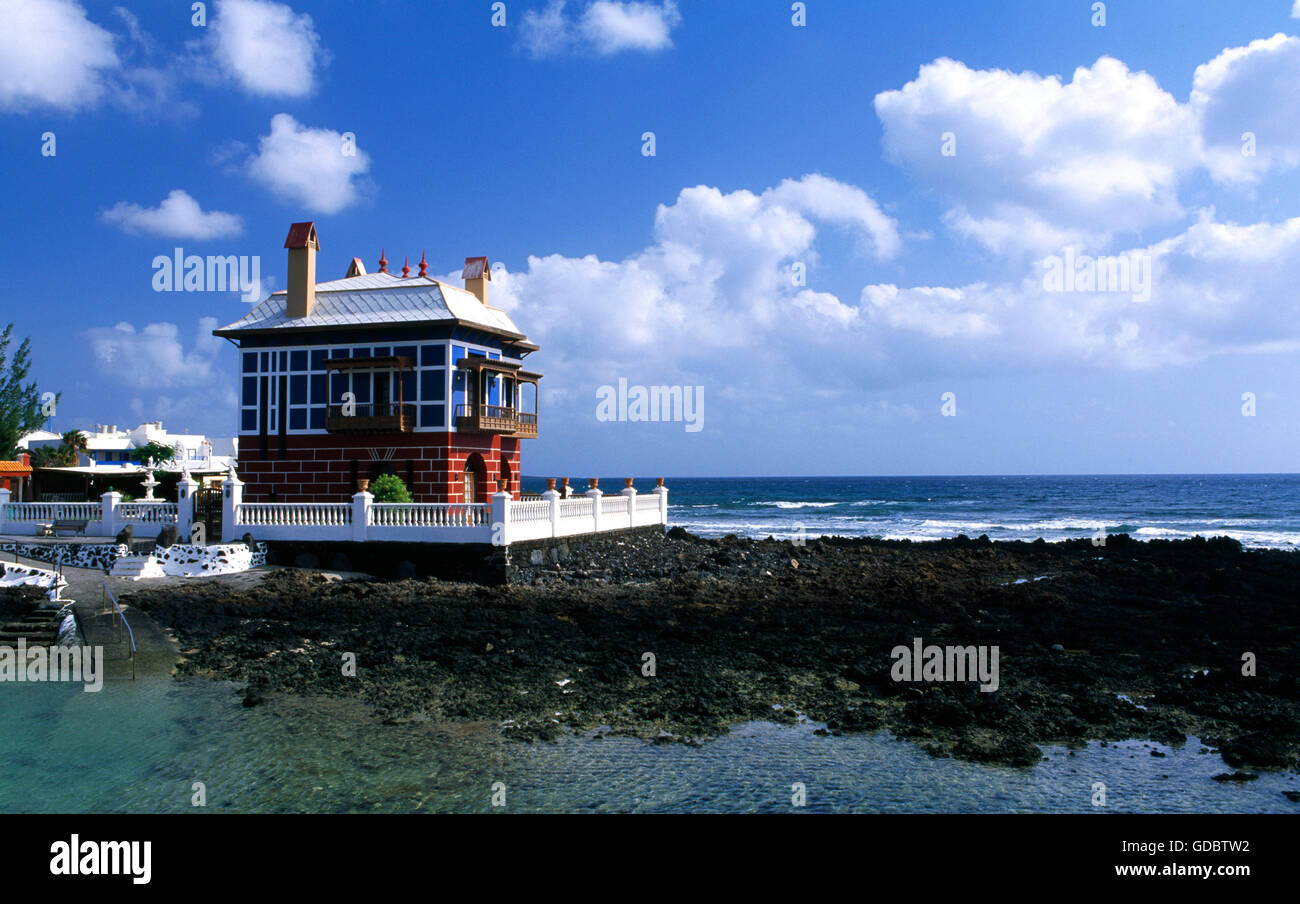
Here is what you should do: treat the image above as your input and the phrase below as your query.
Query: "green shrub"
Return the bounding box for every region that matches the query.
[370,473,412,503]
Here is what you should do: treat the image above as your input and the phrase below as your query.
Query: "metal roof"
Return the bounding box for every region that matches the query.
[213,274,526,338]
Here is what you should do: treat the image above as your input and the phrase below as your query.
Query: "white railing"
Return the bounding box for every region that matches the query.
[371,503,488,527]
[509,500,552,523]
[559,498,594,518]
[118,502,178,524]
[2,482,670,546]
[3,501,102,523]
[238,502,352,527]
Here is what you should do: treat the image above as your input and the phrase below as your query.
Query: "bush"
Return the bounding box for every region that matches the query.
[370,473,412,503]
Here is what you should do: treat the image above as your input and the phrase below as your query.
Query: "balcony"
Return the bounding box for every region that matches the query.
[455,404,538,437]
[326,403,416,434]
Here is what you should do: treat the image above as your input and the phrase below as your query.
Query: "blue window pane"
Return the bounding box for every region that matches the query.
[353,347,369,358]
[242,352,257,373]
[289,408,306,430]
[330,349,350,359]
[310,374,327,404]
[278,351,288,371]
[290,350,307,371]
[488,352,500,360]
[290,374,307,404]
[373,346,391,358]
[419,370,445,401]
[420,404,445,428]
[420,345,444,366]
[309,407,325,430]
[353,380,371,403]
[310,349,327,370]
[452,345,466,362]
[400,372,415,402]
[242,377,257,406]
[330,373,349,402]
[241,409,257,431]
[395,345,417,361]
[260,352,269,371]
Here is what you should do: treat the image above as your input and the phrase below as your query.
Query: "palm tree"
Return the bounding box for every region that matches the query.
[54,430,88,467]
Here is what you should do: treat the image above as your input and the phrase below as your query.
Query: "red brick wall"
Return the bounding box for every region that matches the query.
[237,433,522,503]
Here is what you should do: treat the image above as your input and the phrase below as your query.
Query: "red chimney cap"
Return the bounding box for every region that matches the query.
[462,256,490,280]
[284,222,319,249]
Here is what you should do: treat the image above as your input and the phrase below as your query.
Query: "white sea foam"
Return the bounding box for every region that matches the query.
[751,501,838,509]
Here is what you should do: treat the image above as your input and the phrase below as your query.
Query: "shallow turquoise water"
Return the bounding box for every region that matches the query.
[1,678,1295,813]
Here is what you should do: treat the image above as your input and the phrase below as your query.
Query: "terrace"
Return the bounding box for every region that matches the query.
[0,476,668,547]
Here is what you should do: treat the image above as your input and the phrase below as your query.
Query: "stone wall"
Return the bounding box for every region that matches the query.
[0,540,267,574]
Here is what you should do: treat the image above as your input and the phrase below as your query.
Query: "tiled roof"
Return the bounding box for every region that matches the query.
[213,274,524,337]
[0,461,32,474]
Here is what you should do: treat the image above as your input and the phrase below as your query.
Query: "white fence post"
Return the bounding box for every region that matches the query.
[0,487,9,532]
[352,491,372,542]
[654,479,668,526]
[543,481,561,538]
[176,471,198,543]
[621,479,637,529]
[222,469,243,542]
[586,479,602,533]
[101,491,120,538]
[491,481,512,546]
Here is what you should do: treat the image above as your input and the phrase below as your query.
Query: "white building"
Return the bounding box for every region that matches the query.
[20,421,237,475]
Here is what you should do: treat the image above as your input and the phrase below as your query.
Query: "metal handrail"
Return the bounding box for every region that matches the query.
[101,583,137,680]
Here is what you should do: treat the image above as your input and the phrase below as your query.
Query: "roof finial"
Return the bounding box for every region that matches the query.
[417,250,428,278]
[401,255,410,278]
[378,248,388,274]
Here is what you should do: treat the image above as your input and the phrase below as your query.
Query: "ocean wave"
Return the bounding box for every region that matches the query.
[750,501,838,509]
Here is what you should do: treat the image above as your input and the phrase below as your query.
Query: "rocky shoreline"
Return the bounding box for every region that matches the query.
[124,530,1300,773]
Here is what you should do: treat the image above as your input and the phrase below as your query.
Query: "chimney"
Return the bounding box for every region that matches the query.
[463,256,490,305]
[284,221,320,319]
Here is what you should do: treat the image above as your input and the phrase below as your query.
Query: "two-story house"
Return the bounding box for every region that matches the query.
[213,223,541,504]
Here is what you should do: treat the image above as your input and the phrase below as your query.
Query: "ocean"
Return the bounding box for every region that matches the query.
[2,679,1295,813]
[4,473,1298,814]
[520,474,1300,549]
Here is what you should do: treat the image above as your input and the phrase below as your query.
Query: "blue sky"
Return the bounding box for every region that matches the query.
[3,0,1300,476]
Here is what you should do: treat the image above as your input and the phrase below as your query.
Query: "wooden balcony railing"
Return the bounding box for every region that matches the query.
[455,404,539,437]
[326,403,416,434]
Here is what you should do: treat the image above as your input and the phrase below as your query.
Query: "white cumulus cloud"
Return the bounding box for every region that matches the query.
[875,56,1199,255]
[1192,33,1300,183]
[210,0,326,97]
[0,0,119,112]
[245,113,370,214]
[521,0,681,58]
[101,190,243,240]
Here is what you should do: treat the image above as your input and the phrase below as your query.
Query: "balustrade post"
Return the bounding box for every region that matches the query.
[101,491,121,539]
[543,479,560,538]
[586,479,602,533]
[221,469,243,542]
[653,478,668,527]
[352,491,372,542]
[621,479,637,529]
[176,471,198,544]
[491,481,512,546]
[0,487,9,533]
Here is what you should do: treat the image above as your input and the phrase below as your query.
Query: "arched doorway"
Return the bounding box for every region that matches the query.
[462,453,487,503]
